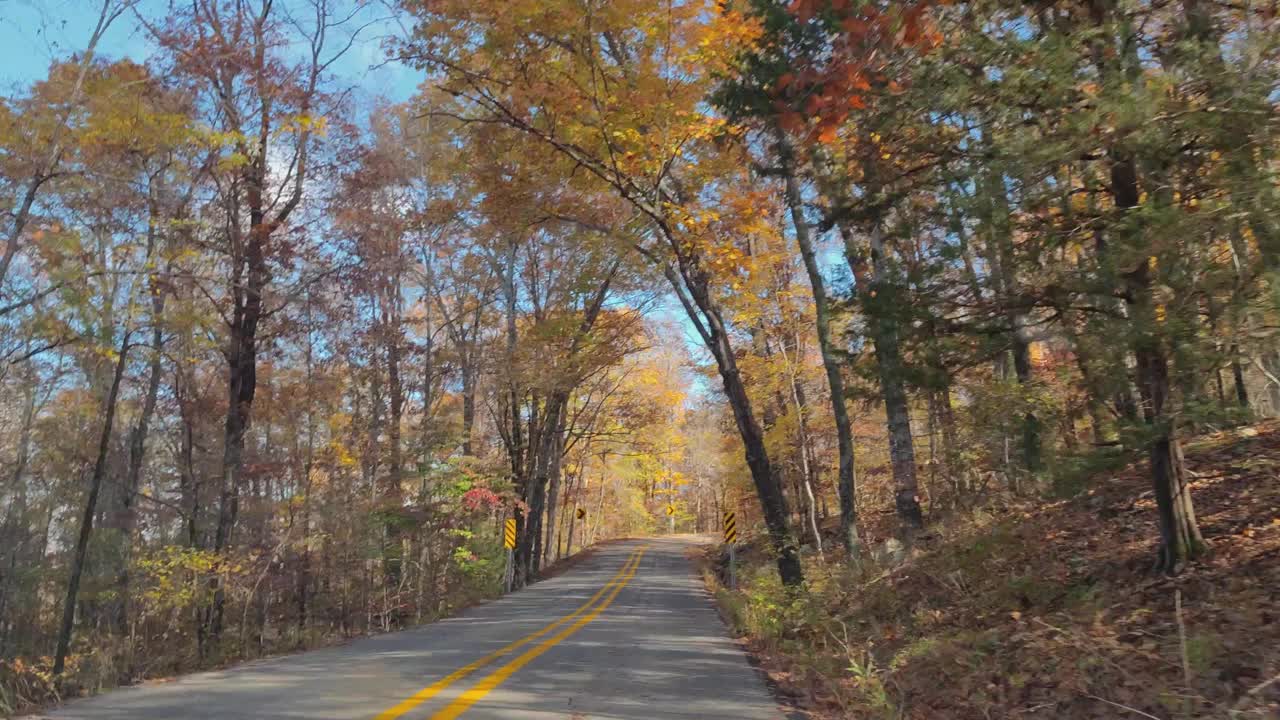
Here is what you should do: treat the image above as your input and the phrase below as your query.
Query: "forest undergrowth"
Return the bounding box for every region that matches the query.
[706,423,1280,719]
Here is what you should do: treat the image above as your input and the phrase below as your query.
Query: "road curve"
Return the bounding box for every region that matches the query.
[38,537,785,720]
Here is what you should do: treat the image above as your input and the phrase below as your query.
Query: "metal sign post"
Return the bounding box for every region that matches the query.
[503,518,517,593]
[722,511,737,590]
[729,545,736,591]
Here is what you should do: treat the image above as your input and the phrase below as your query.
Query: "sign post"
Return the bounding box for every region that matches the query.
[722,511,737,590]
[666,504,676,534]
[503,518,517,593]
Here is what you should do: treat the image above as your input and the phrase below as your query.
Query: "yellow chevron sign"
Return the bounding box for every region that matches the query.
[576,507,586,520]
[503,518,517,550]
[665,504,676,516]
[722,511,737,543]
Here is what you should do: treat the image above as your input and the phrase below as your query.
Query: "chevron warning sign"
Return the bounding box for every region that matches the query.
[503,518,517,550]
[665,504,676,516]
[576,507,586,520]
[722,511,737,544]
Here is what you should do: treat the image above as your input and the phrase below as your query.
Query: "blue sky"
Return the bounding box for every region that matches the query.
[0,0,420,109]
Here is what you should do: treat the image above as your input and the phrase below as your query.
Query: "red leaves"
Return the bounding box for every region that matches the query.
[461,487,503,511]
[803,93,827,116]
[841,16,870,38]
[778,110,805,134]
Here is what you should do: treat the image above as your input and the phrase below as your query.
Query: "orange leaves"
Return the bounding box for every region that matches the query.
[772,1,939,148]
[689,5,764,74]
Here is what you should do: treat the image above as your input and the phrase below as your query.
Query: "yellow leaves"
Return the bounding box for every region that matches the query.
[217,151,251,172]
[137,545,235,612]
[200,126,249,149]
[295,113,328,135]
[330,442,358,468]
[683,5,764,75]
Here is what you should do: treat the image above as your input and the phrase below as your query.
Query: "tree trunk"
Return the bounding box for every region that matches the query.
[777,131,861,558]
[519,395,564,584]
[562,471,579,560]
[1133,332,1207,573]
[210,219,268,643]
[1110,148,1206,572]
[461,363,476,455]
[111,309,162,635]
[977,130,1042,475]
[542,423,565,569]
[109,196,167,636]
[53,331,131,675]
[383,275,405,590]
[664,257,802,585]
[839,224,925,537]
[297,294,316,636]
[1230,348,1249,408]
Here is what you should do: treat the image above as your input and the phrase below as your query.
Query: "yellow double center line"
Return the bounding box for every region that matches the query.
[374,545,648,720]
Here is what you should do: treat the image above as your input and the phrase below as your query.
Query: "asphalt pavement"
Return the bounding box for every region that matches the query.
[38,537,786,719]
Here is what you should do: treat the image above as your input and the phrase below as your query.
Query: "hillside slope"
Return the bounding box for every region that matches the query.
[707,424,1280,719]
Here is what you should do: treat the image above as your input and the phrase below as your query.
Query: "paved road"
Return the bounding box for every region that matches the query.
[39,537,785,720]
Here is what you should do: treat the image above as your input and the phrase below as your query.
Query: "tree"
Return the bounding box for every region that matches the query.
[398,0,806,585]
[143,0,352,642]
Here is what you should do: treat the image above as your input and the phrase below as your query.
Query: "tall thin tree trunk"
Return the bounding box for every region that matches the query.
[461,364,476,455]
[297,293,316,636]
[840,224,925,537]
[977,129,1042,475]
[383,273,405,591]
[542,423,565,569]
[210,231,266,642]
[676,265,802,584]
[110,195,167,637]
[561,470,578,560]
[53,331,131,675]
[777,132,860,558]
[1230,348,1249,408]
